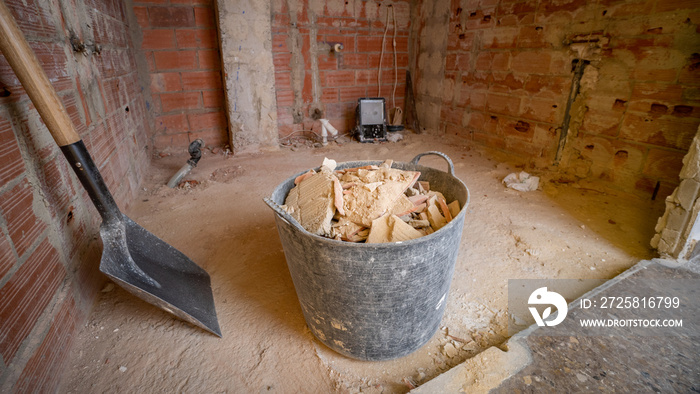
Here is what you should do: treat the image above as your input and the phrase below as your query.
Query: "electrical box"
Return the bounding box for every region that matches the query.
[355,98,387,143]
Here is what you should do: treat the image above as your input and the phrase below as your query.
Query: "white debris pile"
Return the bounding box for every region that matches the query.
[282,158,461,243]
[503,171,539,192]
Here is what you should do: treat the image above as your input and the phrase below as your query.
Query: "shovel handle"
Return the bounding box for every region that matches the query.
[410,151,455,176]
[0,1,80,147]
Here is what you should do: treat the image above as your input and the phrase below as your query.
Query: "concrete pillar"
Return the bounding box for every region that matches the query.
[216,0,279,152]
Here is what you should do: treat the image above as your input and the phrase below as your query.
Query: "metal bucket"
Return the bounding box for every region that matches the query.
[264,152,469,361]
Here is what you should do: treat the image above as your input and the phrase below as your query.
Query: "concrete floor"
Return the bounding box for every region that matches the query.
[59,133,665,392]
[415,258,700,393]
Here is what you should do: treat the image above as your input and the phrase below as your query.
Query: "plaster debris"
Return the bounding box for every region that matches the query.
[503,171,540,192]
[283,158,461,243]
[366,214,423,243]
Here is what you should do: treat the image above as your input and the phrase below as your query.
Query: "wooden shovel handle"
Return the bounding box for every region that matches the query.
[0,0,80,147]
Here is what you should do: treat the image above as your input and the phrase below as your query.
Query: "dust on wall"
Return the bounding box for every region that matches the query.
[417,0,700,198]
[0,0,151,390]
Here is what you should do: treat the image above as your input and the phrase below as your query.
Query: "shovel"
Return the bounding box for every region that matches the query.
[0,1,221,337]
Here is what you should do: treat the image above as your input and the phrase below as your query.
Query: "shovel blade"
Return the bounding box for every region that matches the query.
[99,215,221,337]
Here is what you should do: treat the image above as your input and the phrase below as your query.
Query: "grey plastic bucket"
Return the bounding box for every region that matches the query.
[264,151,469,361]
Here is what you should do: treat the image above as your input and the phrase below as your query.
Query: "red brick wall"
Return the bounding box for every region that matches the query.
[134,0,228,151]
[0,0,149,390]
[271,0,412,137]
[439,0,700,196]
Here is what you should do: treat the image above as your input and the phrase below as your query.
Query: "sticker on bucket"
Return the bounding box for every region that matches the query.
[436,293,446,310]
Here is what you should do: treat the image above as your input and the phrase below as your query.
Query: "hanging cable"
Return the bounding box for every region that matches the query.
[391,6,398,109]
[378,5,393,97]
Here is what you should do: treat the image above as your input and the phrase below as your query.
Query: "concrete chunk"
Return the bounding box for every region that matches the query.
[284,169,336,236]
[366,214,424,243]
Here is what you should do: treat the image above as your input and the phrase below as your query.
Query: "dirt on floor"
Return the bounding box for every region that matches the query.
[58,133,664,393]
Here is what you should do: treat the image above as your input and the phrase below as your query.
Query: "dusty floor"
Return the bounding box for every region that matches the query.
[59,133,664,393]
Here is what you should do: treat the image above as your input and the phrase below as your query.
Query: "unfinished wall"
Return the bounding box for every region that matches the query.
[0,0,150,390]
[271,0,412,139]
[422,0,700,197]
[133,0,228,151]
[412,0,450,132]
[652,126,700,258]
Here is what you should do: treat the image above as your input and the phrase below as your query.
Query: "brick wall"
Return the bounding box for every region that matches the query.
[0,0,150,390]
[134,0,228,152]
[271,0,412,138]
[433,0,700,197]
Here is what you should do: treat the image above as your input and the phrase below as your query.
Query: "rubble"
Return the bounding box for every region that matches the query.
[282,158,461,243]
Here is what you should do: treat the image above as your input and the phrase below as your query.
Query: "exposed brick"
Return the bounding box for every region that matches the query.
[176,29,218,49]
[581,109,623,136]
[339,86,367,102]
[475,53,493,71]
[357,36,384,52]
[133,6,149,28]
[0,180,47,258]
[153,132,193,150]
[631,83,683,102]
[322,88,339,103]
[318,54,338,71]
[643,148,685,181]
[521,97,561,124]
[0,238,65,363]
[490,72,525,93]
[155,113,189,133]
[323,70,355,86]
[187,111,226,131]
[631,68,678,83]
[511,51,551,74]
[194,7,215,27]
[275,89,295,107]
[160,92,201,112]
[0,116,25,186]
[355,70,379,85]
[340,53,367,69]
[14,296,78,393]
[181,71,222,90]
[87,123,116,166]
[502,118,535,140]
[148,6,195,28]
[153,50,197,71]
[620,113,698,150]
[656,0,699,12]
[141,29,176,50]
[482,27,518,49]
[518,26,547,48]
[150,72,182,93]
[275,72,292,91]
[492,53,510,71]
[0,230,14,280]
[202,90,224,108]
[197,49,221,70]
[540,0,587,13]
[5,0,57,39]
[486,93,522,117]
[273,53,293,72]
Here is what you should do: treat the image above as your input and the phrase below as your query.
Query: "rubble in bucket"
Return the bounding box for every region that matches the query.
[282,158,460,243]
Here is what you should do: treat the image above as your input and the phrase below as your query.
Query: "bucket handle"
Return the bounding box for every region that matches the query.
[410,151,455,176]
[263,197,307,233]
